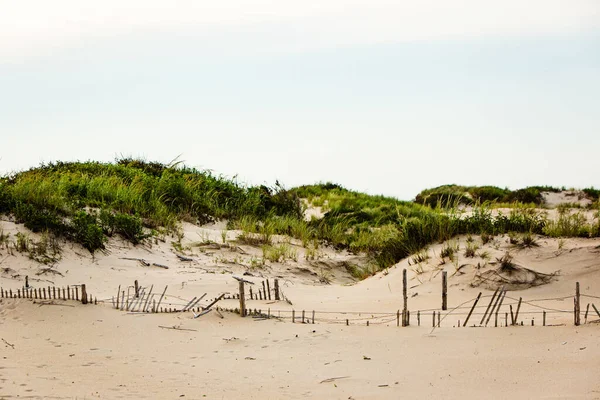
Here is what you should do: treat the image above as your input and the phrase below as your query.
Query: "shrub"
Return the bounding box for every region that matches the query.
[70,211,105,252]
[99,210,147,244]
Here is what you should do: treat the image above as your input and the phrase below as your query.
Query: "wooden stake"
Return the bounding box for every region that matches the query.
[155,286,168,312]
[584,303,590,324]
[396,310,400,327]
[485,289,504,326]
[505,312,508,327]
[75,286,79,301]
[480,288,499,325]
[115,285,121,309]
[292,310,295,323]
[239,281,246,317]
[346,319,349,326]
[463,292,481,327]
[142,285,154,312]
[543,311,546,326]
[134,280,139,298]
[302,310,305,323]
[266,279,271,301]
[121,291,125,311]
[574,282,580,326]
[437,311,441,328]
[249,287,253,300]
[417,310,420,326]
[432,311,436,328]
[402,269,408,327]
[274,279,280,301]
[493,290,506,327]
[81,284,88,304]
[442,271,447,311]
[25,276,29,288]
[514,297,522,324]
[126,287,131,311]
[262,281,267,300]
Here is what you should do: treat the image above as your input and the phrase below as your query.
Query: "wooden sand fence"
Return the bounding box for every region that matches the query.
[0,276,97,305]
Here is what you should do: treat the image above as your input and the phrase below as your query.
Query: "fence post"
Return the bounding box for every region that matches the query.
[463,292,481,327]
[155,286,168,313]
[266,280,271,301]
[81,284,88,304]
[543,311,546,326]
[485,288,504,327]
[402,269,408,327]
[574,282,580,326]
[432,311,436,328]
[493,290,506,327]
[274,279,280,301]
[239,281,246,317]
[417,310,420,326]
[134,280,139,298]
[442,271,447,311]
[480,288,499,325]
[514,297,522,325]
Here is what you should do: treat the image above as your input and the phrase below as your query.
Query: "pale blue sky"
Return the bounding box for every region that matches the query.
[1,1,599,199]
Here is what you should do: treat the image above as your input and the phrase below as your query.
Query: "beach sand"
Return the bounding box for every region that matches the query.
[1,218,599,399]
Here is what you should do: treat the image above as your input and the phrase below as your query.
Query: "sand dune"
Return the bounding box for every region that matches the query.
[1,218,600,399]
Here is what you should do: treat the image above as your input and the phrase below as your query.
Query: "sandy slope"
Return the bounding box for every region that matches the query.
[1,218,600,399]
[1,301,599,399]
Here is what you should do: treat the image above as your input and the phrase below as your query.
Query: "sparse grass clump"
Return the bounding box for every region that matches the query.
[440,241,459,259]
[410,248,429,264]
[496,252,517,271]
[262,243,297,263]
[464,242,477,258]
[520,232,539,248]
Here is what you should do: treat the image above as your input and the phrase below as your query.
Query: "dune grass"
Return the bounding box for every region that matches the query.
[1,162,598,276]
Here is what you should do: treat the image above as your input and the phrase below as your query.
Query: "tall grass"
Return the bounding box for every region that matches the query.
[2,163,599,273]
[1,160,301,252]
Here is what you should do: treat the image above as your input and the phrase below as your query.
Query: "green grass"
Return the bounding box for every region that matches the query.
[0,159,302,252]
[2,161,599,276]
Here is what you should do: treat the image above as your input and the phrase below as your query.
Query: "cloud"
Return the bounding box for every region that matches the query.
[1,0,598,62]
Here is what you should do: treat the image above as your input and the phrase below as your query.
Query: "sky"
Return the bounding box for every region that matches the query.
[1,1,599,200]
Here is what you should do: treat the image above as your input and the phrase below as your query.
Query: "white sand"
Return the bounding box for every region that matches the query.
[1,218,599,399]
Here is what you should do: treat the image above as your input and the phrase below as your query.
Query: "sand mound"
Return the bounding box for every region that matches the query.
[472,253,558,290]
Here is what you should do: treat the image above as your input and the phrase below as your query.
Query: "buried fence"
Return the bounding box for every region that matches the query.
[2,271,599,329]
[0,279,97,305]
